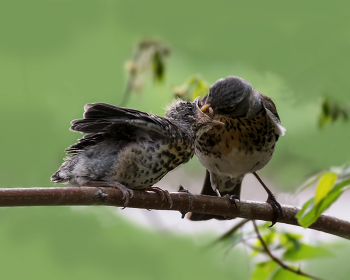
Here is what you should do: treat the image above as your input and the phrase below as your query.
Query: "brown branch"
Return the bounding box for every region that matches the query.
[252,220,323,280]
[0,187,349,240]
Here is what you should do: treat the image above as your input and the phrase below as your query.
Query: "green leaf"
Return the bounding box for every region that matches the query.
[296,198,317,228]
[296,178,350,228]
[329,163,350,178]
[332,178,350,192]
[192,86,201,99]
[298,172,326,193]
[251,261,277,280]
[264,231,276,246]
[272,268,310,280]
[173,75,209,101]
[283,243,332,261]
[315,172,337,204]
[318,96,350,128]
[152,51,165,83]
[316,178,350,215]
[284,232,302,250]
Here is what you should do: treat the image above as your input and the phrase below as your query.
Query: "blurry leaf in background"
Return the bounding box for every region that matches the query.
[283,244,332,261]
[271,268,306,280]
[281,232,302,251]
[216,220,329,280]
[297,167,350,228]
[172,75,209,101]
[120,39,170,106]
[330,163,350,180]
[0,206,250,280]
[251,261,277,280]
[319,96,349,128]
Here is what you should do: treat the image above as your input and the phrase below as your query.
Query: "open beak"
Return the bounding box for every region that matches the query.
[194,97,224,126]
[208,119,225,126]
[197,98,214,117]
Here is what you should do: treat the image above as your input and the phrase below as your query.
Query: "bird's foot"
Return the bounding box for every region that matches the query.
[223,194,240,209]
[145,187,173,208]
[253,172,283,227]
[266,193,283,227]
[83,180,133,208]
[178,185,192,218]
[113,182,134,208]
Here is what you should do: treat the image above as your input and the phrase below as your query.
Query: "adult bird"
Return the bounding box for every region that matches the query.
[189,76,286,225]
[51,98,224,207]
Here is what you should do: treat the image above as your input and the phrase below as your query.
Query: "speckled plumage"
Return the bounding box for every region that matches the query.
[189,76,286,221]
[51,99,222,206]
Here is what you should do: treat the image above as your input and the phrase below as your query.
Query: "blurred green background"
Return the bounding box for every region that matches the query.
[0,0,349,279]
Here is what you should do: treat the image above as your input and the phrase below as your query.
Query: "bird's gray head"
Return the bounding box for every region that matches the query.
[200,76,256,117]
[166,98,224,137]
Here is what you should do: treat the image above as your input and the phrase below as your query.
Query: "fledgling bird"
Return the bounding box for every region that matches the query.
[51,98,224,207]
[189,76,286,225]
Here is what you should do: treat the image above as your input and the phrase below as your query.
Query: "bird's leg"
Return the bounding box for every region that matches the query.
[145,186,173,208]
[214,187,239,211]
[83,180,134,208]
[178,185,192,218]
[252,172,283,227]
[214,189,239,218]
[214,188,222,197]
[223,194,240,209]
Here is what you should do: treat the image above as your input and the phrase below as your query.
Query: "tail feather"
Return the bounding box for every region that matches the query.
[50,171,65,183]
[188,170,241,221]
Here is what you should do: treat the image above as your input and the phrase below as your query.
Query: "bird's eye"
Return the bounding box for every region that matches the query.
[223,105,237,112]
[187,106,193,111]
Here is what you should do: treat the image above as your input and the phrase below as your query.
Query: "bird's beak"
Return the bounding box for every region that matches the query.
[194,97,224,126]
[208,119,225,126]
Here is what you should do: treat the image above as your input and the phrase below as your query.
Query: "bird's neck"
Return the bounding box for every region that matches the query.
[169,119,196,142]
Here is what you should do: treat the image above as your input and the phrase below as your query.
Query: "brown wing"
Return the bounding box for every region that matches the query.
[259,92,281,123]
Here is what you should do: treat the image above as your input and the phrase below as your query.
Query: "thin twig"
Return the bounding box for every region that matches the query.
[208,219,250,247]
[252,220,323,280]
[119,71,135,107]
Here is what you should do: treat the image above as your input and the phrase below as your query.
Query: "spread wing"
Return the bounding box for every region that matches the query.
[66,103,180,155]
[71,103,179,139]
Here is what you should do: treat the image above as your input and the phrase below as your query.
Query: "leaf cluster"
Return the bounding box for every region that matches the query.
[215,221,331,280]
[120,39,170,106]
[297,165,350,228]
[172,75,209,101]
[319,96,349,128]
[251,224,330,280]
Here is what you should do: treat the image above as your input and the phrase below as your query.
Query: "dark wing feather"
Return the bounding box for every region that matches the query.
[70,103,180,141]
[259,92,281,122]
[259,92,286,138]
[66,133,105,155]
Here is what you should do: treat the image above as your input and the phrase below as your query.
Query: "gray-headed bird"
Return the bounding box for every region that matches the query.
[189,76,286,225]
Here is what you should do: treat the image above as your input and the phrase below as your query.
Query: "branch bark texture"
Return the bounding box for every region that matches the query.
[0,187,349,240]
